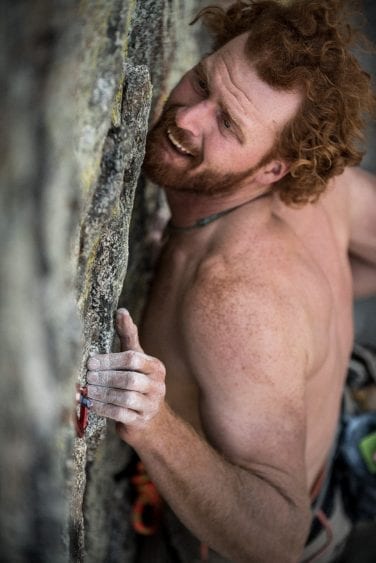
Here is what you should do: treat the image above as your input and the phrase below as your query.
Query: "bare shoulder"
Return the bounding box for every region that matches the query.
[183,219,320,369]
[178,237,311,488]
[334,166,376,295]
[328,165,376,235]
[183,237,312,378]
[331,164,376,196]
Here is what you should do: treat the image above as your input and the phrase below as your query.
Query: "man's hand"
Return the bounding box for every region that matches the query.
[86,309,166,442]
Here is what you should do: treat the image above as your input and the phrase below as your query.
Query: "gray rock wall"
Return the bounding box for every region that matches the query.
[0,0,203,561]
[1,0,374,562]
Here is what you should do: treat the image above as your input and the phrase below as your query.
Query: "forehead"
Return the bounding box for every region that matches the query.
[203,33,301,132]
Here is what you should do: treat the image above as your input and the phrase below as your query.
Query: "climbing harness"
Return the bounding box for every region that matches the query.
[303,344,376,562]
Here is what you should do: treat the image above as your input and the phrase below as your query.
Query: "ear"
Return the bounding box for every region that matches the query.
[254,159,290,186]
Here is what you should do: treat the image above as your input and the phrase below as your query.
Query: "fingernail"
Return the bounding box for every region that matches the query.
[117,308,129,317]
[87,357,100,369]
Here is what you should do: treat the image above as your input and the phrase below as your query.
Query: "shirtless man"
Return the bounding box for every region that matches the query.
[86,1,376,561]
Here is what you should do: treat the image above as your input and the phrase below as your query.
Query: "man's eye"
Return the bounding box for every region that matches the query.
[222,115,232,129]
[196,77,208,94]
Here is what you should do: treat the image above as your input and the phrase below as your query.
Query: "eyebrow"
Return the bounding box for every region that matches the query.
[196,61,246,144]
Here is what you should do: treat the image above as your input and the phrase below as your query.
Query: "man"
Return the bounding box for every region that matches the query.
[86,1,376,561]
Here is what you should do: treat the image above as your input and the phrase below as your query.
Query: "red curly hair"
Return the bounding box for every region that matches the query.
[194,0,375,205]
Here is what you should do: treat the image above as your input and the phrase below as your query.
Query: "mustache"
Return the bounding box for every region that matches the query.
[153,105,200,159]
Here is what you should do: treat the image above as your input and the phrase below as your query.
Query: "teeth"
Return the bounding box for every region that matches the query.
[167,129,193,155]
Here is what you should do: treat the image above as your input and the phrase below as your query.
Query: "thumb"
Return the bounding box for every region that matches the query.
[116,308,144,353]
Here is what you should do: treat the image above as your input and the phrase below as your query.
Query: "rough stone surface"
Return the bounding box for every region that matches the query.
[73,1,210,558]
[0,0,205,561]
[2,0,375,562]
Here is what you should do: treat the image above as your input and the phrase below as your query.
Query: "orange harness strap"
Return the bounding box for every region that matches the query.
[131,462,163,536]
[131,462,208,558]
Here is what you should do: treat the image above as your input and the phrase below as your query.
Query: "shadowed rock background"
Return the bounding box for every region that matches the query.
[0,0,375,562]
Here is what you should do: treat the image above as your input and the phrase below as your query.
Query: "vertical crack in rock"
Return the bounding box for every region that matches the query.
[73,63,152,561]
[1,0,207,561]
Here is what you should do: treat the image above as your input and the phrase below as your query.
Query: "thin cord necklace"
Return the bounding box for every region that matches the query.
[167,190,271,232]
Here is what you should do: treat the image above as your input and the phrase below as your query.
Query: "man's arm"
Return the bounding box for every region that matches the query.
[176,270,312,558]
[344,166,376,297]
[87,280,311,562]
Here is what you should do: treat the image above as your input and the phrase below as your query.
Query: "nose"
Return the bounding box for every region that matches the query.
[175,100,214,138]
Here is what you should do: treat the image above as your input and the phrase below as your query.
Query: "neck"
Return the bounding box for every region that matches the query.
[165,187,272,229]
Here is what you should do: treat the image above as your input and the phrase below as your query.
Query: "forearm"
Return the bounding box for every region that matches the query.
[123,403,311,563]
[87,310,311,561]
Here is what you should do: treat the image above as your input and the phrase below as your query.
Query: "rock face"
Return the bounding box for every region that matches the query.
[0,0,204,561]
[1,1,375,562]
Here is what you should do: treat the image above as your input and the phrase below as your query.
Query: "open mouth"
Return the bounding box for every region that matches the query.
[167,128,194,157]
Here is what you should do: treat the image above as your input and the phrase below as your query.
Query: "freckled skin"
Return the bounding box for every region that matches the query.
[86,33,376,563]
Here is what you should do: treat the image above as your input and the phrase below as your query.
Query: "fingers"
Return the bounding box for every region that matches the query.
[85,313,167,435]
[87,370,165,404]
[88,385,147,411]
[87,370,151,392]
[87,375,165,425]
[87,350,165,380]
[116,308,143,353]
[91,399,141,425]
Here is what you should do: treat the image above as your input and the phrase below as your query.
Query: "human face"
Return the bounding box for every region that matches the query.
[143,34,301,196]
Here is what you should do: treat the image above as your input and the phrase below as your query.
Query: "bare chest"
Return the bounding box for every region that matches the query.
[141,243,204,431]
[141,202,354,485]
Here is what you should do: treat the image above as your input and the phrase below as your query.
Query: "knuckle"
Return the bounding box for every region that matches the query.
[124,393,133,409]
[154,360,166,379]
[126,351,141,370]
[142,376,152,392]
[127,371,136,388]
[151,381,166,397]
[124,392,138,410]
[140,374,151,392]
[126,350,136,362]
[126,371,149,393]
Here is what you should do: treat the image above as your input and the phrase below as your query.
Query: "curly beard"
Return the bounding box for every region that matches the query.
[142,105,260,197]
